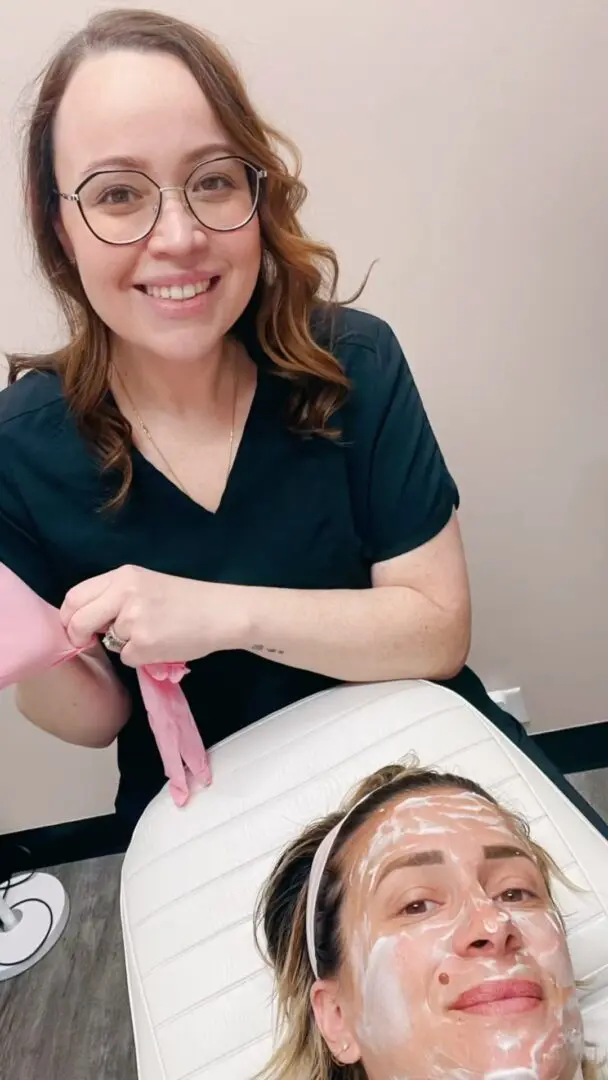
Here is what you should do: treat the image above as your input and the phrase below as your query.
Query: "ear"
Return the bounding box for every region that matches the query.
[310,979,361,1067]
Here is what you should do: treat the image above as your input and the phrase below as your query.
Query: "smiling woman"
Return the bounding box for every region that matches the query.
[256,763,602,1080]
[0,8,605,838]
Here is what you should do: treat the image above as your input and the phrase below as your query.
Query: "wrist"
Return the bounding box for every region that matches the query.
[230,585,289,657]
[209,581,256,652]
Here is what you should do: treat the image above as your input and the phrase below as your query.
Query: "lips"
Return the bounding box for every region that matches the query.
[450,980,544,1013]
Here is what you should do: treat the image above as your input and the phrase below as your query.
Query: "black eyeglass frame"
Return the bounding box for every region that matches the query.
[56,155,267,246]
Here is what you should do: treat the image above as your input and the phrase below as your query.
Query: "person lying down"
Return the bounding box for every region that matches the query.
[256,763,604,1080]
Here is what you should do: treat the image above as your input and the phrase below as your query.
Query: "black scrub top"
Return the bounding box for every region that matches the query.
[0,307,460,822]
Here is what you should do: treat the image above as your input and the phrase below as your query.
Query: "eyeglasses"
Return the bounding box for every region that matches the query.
[57,155,267,246]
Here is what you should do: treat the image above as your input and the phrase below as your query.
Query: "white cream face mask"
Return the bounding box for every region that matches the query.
[330,790,583,1080]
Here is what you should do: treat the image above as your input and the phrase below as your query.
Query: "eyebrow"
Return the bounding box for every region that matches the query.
[79,141,235,179]
[372,844,534,892]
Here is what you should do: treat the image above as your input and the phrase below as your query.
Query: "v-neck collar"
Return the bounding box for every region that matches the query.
[129,363,268,517]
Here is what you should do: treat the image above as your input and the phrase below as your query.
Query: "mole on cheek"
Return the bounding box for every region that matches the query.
[438,972,450,985]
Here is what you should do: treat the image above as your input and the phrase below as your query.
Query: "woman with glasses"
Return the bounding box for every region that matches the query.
[1,9,603,837]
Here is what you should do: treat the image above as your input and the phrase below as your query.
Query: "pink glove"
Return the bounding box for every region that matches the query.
[0,563,211,805]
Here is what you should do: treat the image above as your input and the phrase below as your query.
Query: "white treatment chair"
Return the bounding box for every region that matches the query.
[120,680,608,1080]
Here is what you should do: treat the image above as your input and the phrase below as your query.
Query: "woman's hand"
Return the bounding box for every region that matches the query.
[60,565,250,668]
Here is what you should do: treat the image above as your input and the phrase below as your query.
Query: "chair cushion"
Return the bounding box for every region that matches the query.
[120,680,608,1080]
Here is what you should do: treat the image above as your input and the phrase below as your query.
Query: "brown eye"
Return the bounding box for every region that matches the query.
[400,898,439,917]
[193,173,233,193]
[497,887,537,903]
[99,187,138,205]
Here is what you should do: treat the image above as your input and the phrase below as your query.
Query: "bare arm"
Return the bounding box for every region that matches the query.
[241,515,471,683]
[15,641,131,749]
[56,519,470,682]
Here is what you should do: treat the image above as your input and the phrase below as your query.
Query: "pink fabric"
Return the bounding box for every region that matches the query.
[138,663,211,806]
[0,563,211,805]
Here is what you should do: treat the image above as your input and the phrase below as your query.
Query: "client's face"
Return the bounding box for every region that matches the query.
[314,788,582,1080]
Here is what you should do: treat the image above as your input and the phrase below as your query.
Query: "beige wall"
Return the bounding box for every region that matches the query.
[1,0,606,833]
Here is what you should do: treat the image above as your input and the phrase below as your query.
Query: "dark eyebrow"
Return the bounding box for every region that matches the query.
[79,141,235,180]
[483,844,533,862]
[372,844,534,893]
[373,850,445,891]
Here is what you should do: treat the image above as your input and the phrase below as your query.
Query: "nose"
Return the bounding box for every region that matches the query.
[451,896,524,958]
[146,188,207,258]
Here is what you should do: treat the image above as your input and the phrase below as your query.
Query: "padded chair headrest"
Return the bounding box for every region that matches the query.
[121,680,608,1080]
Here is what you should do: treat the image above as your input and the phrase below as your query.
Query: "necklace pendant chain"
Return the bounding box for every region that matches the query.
[114,346,239,500]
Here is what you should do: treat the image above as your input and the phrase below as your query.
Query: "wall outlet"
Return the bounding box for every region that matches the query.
[488,687,532,730]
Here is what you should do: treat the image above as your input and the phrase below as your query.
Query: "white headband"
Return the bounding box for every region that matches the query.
[305,820,343,979]
[305,788,378,979]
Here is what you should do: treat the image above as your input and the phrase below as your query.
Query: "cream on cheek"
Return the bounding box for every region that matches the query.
[457,908,582,1080]
[508,908,574,990]
[350,897,465,1061]
[501,909,584,1077]
[353,931,413,1054]
[351,908,580,1080]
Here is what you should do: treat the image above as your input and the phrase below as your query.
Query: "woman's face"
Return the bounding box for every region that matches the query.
[312,788,582,1080]
[53,49,262,367]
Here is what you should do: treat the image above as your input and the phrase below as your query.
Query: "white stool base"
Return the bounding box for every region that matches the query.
[0,872,70,981]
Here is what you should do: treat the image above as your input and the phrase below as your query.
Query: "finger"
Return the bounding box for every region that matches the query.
[66,592,123,648]
[118,640,138,668]
[109,614,135,662]
[60,571,118,627]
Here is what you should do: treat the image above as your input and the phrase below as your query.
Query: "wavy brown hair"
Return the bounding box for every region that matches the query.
[255,762,604,1080]
[8,8,362,508]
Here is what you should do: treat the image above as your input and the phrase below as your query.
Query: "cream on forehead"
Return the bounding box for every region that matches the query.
[358,789,521,881]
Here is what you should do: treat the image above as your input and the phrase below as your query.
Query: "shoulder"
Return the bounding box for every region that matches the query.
[315,306,411,396]
[0,370,78,489]
[316,305,394,359]
[0,370,69,453]
[313,307,416,435]
[0,370,66,431]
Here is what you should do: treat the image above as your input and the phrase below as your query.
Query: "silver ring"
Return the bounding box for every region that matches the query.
[102,626,128,654]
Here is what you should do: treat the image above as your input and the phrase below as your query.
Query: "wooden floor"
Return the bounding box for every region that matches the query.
[0,854,136,1080]
[0,770,606,1080]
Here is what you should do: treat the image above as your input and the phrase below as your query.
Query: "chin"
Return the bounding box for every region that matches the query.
[137,327,227,365]
[470,1040,581,1080]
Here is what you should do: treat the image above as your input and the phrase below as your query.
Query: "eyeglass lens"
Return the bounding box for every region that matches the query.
[77,157,260,243]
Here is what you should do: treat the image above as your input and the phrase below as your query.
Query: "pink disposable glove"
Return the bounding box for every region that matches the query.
[0,563,211,805]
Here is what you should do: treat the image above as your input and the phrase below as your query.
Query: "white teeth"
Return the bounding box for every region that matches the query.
[144,280,213,300]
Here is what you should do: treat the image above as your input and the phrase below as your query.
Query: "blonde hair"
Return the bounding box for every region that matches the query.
[9,7,365,509]
[255,762,604,1080]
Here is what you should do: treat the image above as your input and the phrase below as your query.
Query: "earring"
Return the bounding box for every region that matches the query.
[330,1040,351,1066]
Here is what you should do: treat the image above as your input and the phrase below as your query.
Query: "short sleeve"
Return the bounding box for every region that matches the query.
[343,317,459,564]
[0,435,63,608]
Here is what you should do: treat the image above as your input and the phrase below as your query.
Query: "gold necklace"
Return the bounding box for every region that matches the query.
[114,349,239,500]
